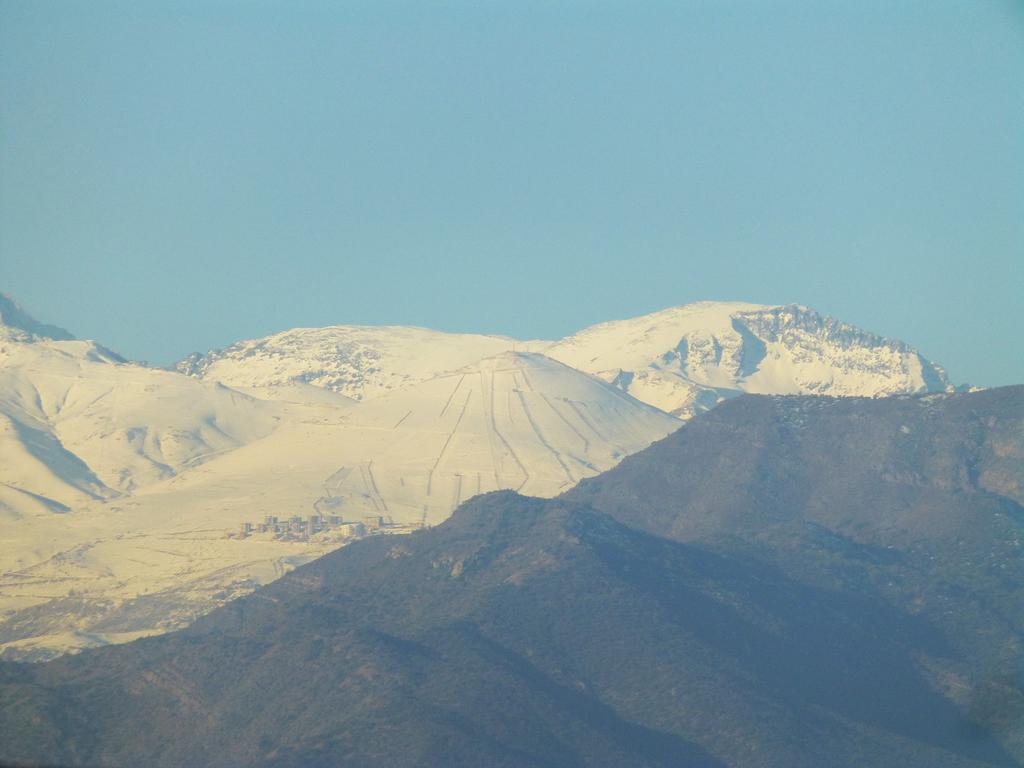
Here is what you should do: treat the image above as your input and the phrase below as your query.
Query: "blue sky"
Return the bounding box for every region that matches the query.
[1,0,1021,385]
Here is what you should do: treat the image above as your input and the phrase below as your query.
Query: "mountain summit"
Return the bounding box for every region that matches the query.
[0,293,75,342]
[174,324,548,401]
[177,301,955,420]
[545,302,954,417]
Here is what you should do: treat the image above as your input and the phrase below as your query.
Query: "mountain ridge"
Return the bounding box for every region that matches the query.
[0,293,75,343]
[545,301,955,417]
[0,291,976,660]
[0,388,1019,767]
[174,300,957,418]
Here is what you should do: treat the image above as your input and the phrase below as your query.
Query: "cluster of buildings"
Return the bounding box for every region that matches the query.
[231,513,390,541]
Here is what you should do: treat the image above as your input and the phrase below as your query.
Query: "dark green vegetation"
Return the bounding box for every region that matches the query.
[0,387,1021,767]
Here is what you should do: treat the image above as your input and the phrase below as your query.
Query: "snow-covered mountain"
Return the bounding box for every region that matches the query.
[176,325,548,401]
[0,293,75,343]
[0,304,279,514]
[545,302,954,418]
[320,351,680,513]
[0,299,297,658]
[0,298,676,659]
[0,294,960,659]
[181,302,954,421]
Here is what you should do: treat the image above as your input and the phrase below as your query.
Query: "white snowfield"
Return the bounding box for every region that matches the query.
[176,325,551,401]
[544,301,952,418]
[0,295,953,659]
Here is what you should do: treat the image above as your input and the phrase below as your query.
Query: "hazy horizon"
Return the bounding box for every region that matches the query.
[2,1,1022,386]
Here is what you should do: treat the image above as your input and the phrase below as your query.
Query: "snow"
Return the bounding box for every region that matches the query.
[545,302,952,417]
[0,297,956,658]
[0,337,278,499]
[176,324,550,401]
[0,293,75,343]
[0,332,675,658]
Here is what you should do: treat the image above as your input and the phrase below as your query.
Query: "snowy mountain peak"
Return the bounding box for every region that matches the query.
[176,301,956,420]
[175,324,549,401]
[0,293,75,342]
[545,301,954,418]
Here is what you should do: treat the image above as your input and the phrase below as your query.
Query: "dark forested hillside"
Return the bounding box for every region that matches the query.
[0,388,1021,768]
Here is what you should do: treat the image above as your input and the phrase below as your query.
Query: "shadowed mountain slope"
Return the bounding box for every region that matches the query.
[0,389,1021,767]
[567,386,1024,757]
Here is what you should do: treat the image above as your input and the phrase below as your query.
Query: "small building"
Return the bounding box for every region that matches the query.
[339,522,366,538]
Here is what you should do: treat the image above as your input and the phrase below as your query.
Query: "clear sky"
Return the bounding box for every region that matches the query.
[1,1,1021,386]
